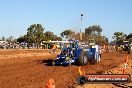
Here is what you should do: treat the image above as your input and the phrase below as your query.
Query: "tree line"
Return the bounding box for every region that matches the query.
[112,32,132,45]
[60,25,108,45]
[1,24,132,46]
[17,24,62,47]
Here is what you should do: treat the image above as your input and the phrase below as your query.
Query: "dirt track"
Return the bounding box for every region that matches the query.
[0,49,132,88]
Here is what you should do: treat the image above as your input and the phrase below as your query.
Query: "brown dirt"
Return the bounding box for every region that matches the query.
[0,50,131,88]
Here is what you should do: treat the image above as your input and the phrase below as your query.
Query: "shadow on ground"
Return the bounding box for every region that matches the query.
[36,59,54,66]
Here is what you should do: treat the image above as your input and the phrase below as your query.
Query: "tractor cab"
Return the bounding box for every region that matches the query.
[60,40,78,57]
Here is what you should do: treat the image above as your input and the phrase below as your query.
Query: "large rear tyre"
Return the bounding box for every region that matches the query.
[77,51,88,66]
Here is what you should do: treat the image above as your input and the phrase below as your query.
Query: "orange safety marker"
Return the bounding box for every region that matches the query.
[78,66,85,76]
[122,55,128,74]
[46,79,55,88]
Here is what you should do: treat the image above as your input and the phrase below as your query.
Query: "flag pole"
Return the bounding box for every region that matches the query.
[80,13,83,41]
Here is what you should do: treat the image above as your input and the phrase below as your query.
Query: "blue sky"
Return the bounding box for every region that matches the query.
[0,0,132,41]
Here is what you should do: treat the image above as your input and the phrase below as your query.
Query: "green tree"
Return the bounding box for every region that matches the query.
[53,35,62,41]
[17,35,27,43]
[126,33,132,39]
[112,32,127,45]
[60,29,75,39]
[85,25,103,44]
[6,36,14,43]
[1,36,5,41]
[85,25,102,36]
[27,24,45,47]
[112,32,127,41]
[56,36,62,41]
[44,31,55,41]
[35,24,45,46]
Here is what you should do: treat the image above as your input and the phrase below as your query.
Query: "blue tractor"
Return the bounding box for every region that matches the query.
[52,40,101,66]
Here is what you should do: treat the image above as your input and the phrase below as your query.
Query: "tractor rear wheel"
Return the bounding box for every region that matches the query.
[77,51,88,66]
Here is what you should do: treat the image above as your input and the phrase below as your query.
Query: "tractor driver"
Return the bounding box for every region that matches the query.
[75,41,79,49]
[61,44,67,55]
[70,41,77,57]
[66,46,72,57]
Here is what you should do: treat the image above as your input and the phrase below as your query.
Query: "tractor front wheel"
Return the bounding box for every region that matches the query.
[52,61,55,66]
